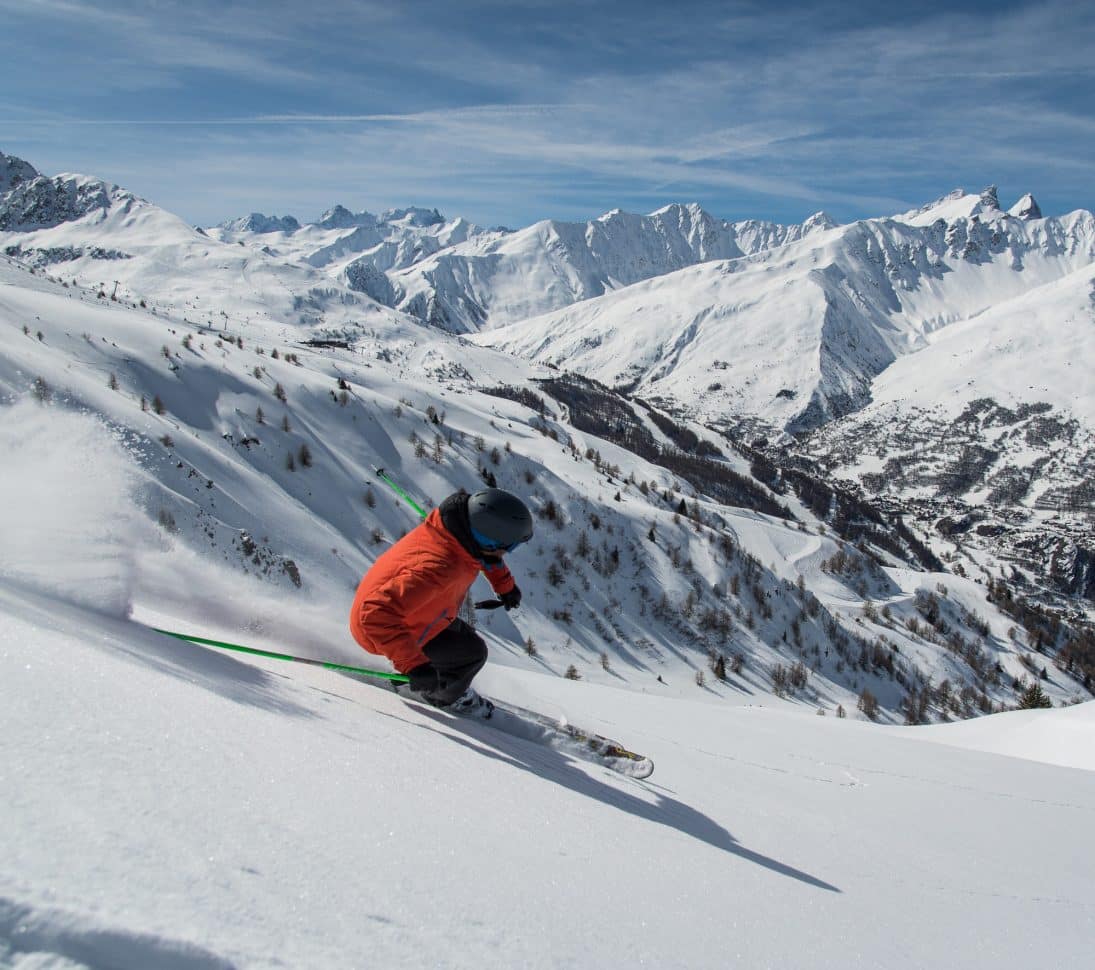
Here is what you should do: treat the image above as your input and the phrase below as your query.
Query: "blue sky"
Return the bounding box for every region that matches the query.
[2,0,1092,228]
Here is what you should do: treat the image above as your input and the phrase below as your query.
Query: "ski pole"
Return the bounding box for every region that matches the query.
[374,466,428,520]
[151,599,504,680]
[474,599,505,610]
[151,627,411,683]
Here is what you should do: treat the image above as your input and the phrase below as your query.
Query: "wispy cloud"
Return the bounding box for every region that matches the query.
[2,0,1092,226]
[0,0,319,87]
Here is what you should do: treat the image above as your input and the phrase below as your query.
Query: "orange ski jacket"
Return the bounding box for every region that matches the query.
[349,507,517,673]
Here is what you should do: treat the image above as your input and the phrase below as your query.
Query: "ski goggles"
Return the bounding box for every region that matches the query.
[471,527,530,554]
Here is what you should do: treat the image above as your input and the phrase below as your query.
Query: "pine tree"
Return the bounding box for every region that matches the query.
[857,688,880,720]
[713,654,727,681]
[1018,682,1052,709]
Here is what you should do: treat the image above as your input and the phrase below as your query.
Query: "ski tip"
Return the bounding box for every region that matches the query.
[588,740,653,778]
[608,757,655,780]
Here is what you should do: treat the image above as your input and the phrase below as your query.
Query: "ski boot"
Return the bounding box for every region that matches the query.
[448,688,494,719]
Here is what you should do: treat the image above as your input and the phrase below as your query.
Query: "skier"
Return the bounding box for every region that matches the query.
[350,488,534,714]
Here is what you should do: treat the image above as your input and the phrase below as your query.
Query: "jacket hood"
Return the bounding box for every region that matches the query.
[439,491,481,560]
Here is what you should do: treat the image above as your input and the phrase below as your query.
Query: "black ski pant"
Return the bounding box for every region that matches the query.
[422,618,488,704]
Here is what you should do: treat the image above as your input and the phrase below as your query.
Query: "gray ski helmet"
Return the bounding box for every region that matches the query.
[467,488,534,551]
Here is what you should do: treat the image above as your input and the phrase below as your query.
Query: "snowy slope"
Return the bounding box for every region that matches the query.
[3,573,1094,969]
[209,199,836,335]
[0,155,407,337]
[3,155,1095,969]
[796,263,1095,603]
[387,203,837,332]
[805,261,1095,510]
[1,404,1092,966]
[209,206,487,278]
[475,190,1095,435]
[472,238,854,430]
[915,701,1095,771]
[4,245,1090,734]
[838,261,1095,422]
[1,247,1079,718]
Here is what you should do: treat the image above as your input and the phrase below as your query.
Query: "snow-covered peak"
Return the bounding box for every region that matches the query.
[380,206,445,227]
[898,188,981,227]
[479,196,1095,432]
[0,151,39,196]
[1009,192,1043,221]
[315,204,377,230]
[220,212,301,234]
[648,201,709,222]
[928,187,966,206]
[443,215,474,236]
[0,169,135,231]
[645,202,835,237]
[895,185,1023,228]
[391,202,849,332]
[803,211,838,231]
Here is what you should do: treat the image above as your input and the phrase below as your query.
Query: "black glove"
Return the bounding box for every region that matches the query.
[500,585,522,611]
[407,662,441,693]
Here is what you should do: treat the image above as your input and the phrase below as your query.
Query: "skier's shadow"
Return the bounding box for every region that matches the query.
[411,708,841,894]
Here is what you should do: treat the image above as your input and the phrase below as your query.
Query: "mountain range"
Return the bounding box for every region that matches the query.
[1,149,1092,728]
